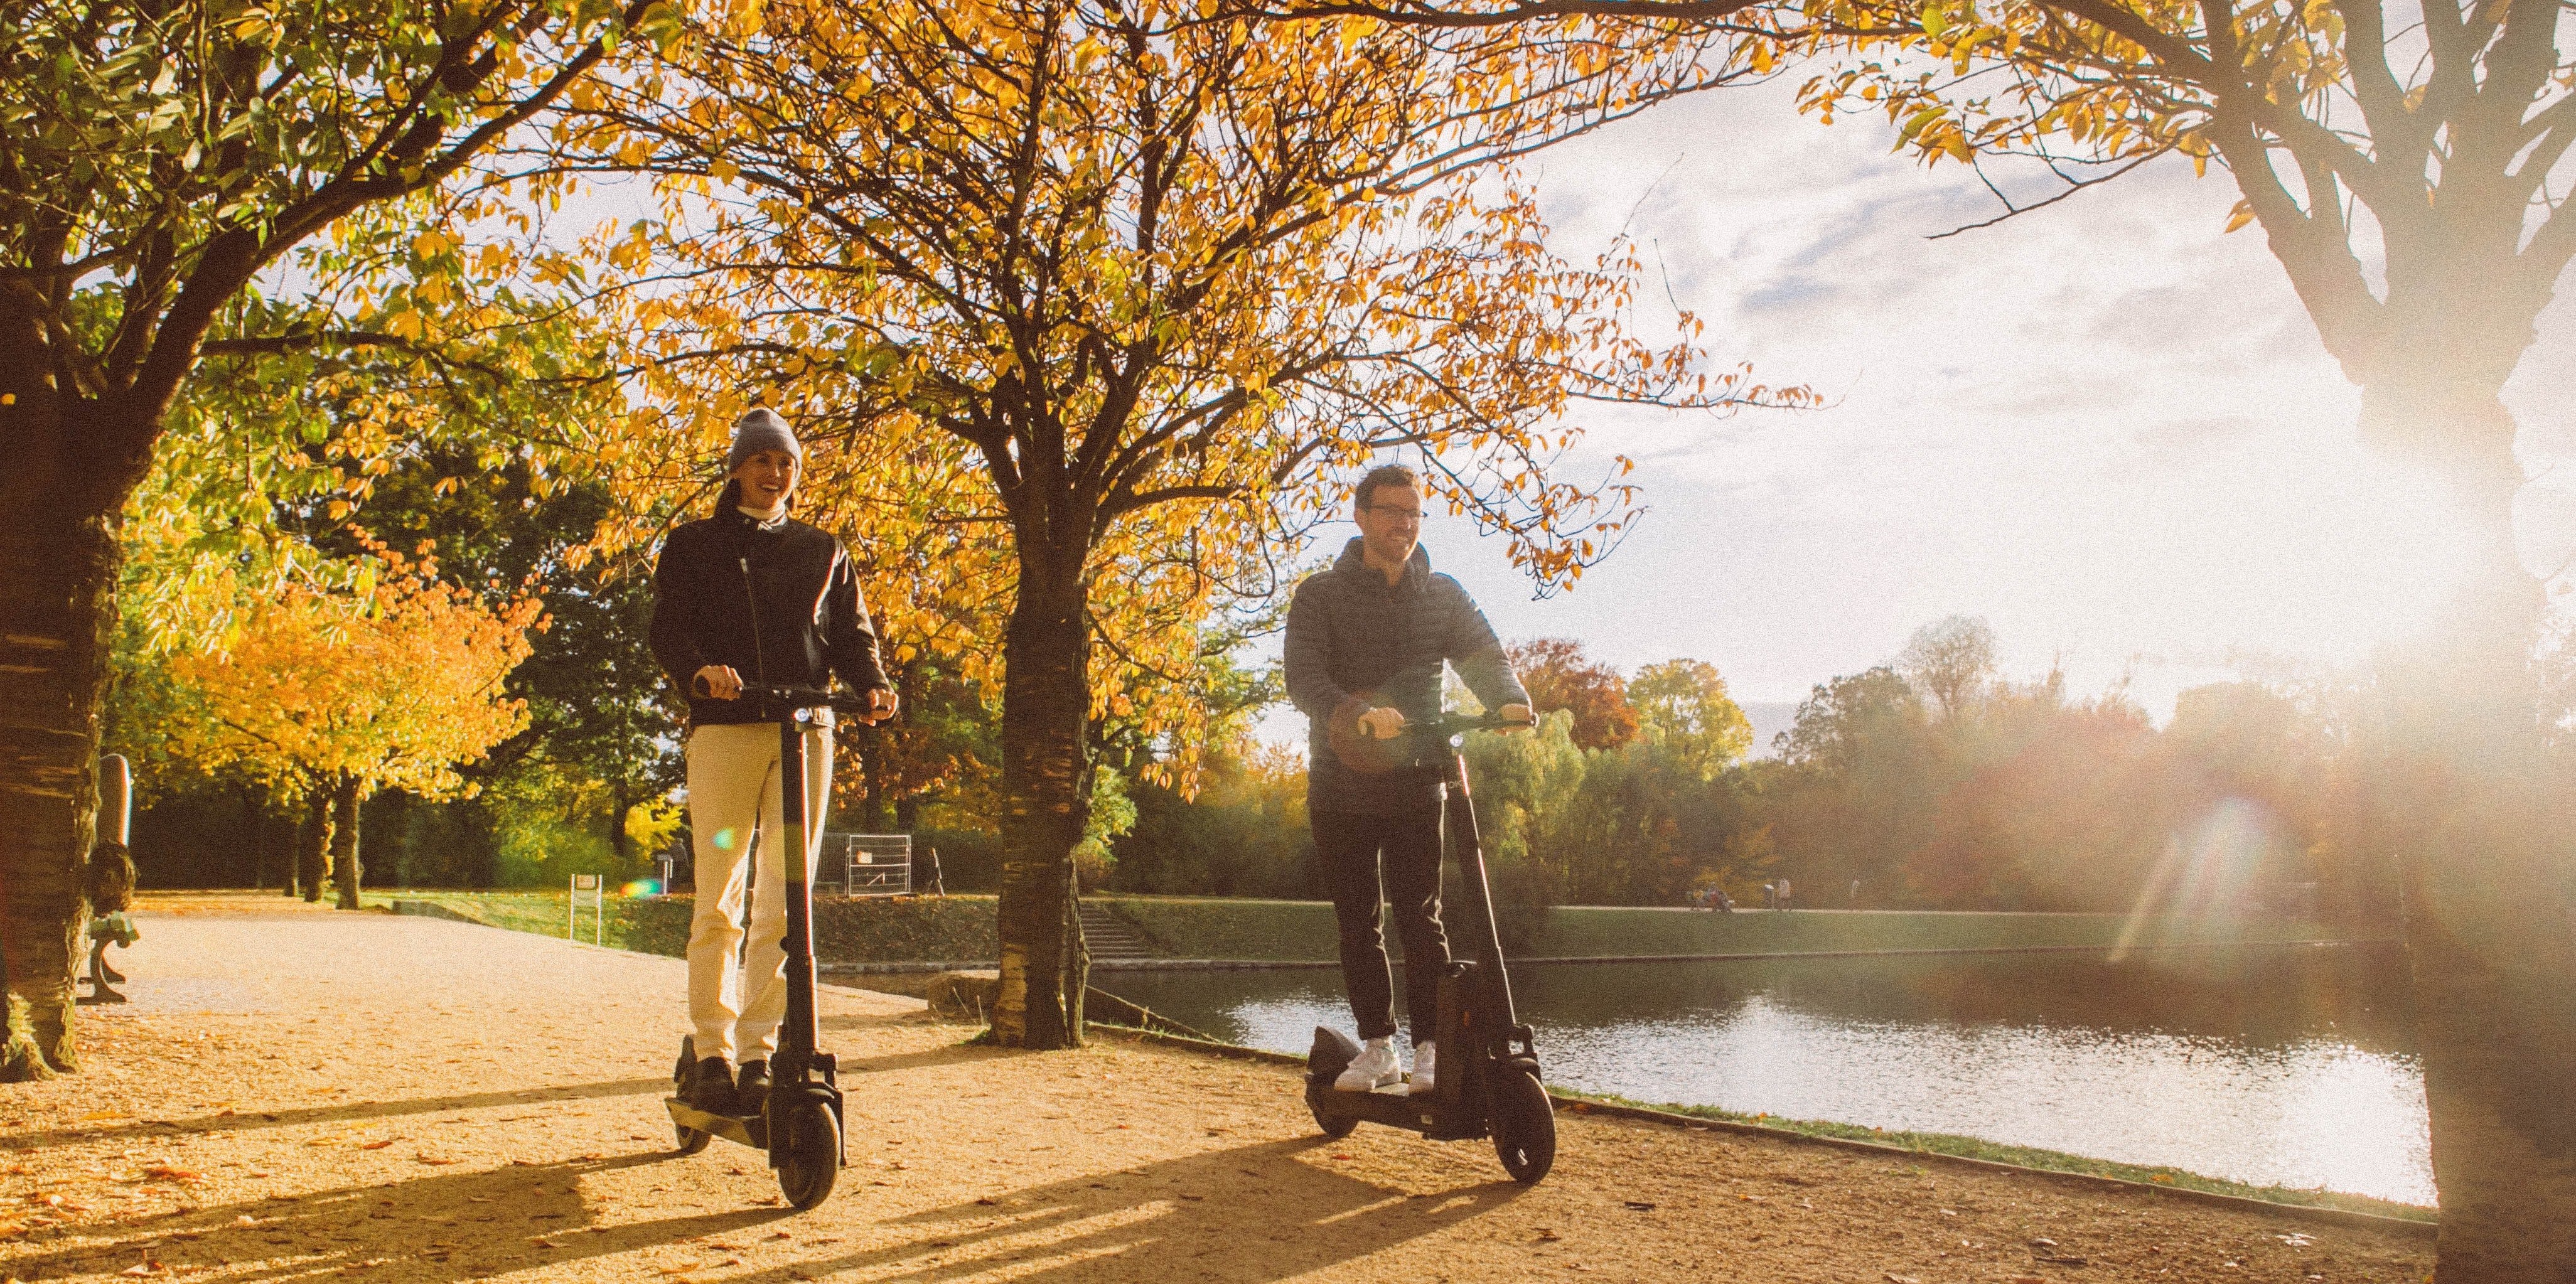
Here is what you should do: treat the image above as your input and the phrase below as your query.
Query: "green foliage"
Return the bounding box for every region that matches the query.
[1108,746,1313,899]
[1071,768,1139,894]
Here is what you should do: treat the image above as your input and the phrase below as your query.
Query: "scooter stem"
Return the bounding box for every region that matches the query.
[1441,746,1521,1035]
[777,711,820,1066]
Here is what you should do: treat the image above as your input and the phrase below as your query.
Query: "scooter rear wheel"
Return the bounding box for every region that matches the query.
[776,1099,841,1209]
[672,1037,712,1155]
[1304,1082,1359,1140]
[1491,1069,1556,1184]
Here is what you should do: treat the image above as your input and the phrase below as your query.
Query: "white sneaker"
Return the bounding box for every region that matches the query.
[1334,1037,1400,1091]
[1409,1042,1436,1094]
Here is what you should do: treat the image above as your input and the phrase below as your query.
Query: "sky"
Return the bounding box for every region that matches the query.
[1253,75,2576,743]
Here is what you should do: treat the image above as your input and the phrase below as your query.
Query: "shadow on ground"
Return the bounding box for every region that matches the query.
[3,1153,785,1283]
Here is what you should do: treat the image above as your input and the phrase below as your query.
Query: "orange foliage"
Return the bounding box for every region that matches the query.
[160,544,542,803]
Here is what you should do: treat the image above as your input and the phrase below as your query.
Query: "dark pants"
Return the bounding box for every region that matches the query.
[1312,801,1449,1042]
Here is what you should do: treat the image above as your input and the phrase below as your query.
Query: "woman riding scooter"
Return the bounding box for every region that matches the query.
[648,409,898,1116]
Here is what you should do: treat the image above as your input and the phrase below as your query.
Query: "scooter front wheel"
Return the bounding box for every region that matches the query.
[1304,1081,1359,1140]
[1491,1069,1556,1184]
[776,1099,841,1209]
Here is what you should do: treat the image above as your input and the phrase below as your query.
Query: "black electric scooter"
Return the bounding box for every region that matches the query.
[1303,710,1559,1184]
[665,682,874,1210]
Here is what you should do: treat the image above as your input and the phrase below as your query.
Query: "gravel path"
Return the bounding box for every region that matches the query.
[3,894,2432,1283]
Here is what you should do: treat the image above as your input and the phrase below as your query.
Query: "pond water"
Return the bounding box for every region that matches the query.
[1098,944,2432,1206]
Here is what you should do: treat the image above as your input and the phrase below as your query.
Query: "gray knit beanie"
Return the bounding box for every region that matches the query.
[727,408,803,473]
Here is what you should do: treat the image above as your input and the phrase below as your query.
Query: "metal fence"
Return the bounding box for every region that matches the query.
[817,833,912,898]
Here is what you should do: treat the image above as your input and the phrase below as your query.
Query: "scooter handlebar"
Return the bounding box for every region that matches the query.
[694,678,883,724]
[1405,710,1538,743]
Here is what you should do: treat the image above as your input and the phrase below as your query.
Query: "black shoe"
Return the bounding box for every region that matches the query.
[685,1056,738,1115]
[734,1059,771,1112]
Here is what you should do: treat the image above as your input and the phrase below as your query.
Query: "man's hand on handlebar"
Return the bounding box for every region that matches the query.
[1498,703,1534,730]
[1356,706,1407,740]
[693,665,744,700]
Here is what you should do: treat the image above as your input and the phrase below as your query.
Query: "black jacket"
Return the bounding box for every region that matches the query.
[1284,538,1528,814]
[648,492,891,727]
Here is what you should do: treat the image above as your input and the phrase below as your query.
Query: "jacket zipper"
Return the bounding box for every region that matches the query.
[739,554,768,683]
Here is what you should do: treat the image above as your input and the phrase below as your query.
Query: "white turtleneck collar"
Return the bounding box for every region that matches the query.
[737,503,788,527]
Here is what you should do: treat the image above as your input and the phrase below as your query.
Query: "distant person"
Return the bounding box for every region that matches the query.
[1850,879,1862,907]
[1285,463,1531,1094]
[649,408,897,1117]
[1715,888,1734,914]
[1776,877,1793,911]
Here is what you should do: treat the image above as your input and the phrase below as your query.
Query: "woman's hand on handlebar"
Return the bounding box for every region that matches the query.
[1356,706,1407,740]
[861,687,899,725]
[1498,703,1534,730]
[693,665,744,700]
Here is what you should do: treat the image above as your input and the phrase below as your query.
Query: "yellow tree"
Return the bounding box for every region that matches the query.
[1630,657,1754,777]
[159,543,539,909]
[576,0,1800,1047]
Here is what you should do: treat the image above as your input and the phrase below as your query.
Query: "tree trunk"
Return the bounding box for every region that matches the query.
[856,721,892,833]
[330,776,363,910]
[298,792,331,904]
[0,501,119,1081]
[991,565,1092,1049]
[606,786,630,874]
[2361,377,2576,1284]
[244,785,267,891]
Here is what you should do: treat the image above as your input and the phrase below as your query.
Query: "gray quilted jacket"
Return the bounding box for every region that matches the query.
[1284,538,1528,815]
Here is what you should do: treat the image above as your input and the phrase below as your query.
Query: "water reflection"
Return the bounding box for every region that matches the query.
[1101,944,2432,1205]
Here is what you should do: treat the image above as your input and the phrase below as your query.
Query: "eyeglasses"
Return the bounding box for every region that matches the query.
[1365,506,1425,524]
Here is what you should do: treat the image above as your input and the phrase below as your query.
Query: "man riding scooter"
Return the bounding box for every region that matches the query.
[1284,463,1531,1093]
[648,408,898,1116]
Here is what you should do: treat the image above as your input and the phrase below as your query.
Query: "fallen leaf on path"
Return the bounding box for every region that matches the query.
[82,1111,129,1122]
[412,1157,459,1166]
[1535,1229,1562,1243]
[142,1167,199,1182]
[1621,1202,1656,1212]
[358,1141,394,1152]
[974,1198,996,1206]
[232,1216,255,1227]
[532,1240,561,1249]
[1887,1276,1921,1284]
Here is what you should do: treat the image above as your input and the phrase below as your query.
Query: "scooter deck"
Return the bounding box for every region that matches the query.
[667,1097,769,1150]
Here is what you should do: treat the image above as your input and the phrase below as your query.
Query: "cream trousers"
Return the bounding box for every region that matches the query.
[684,720,832,1062]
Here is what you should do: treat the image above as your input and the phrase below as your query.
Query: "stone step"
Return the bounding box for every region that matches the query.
[1077,904,1157,960]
